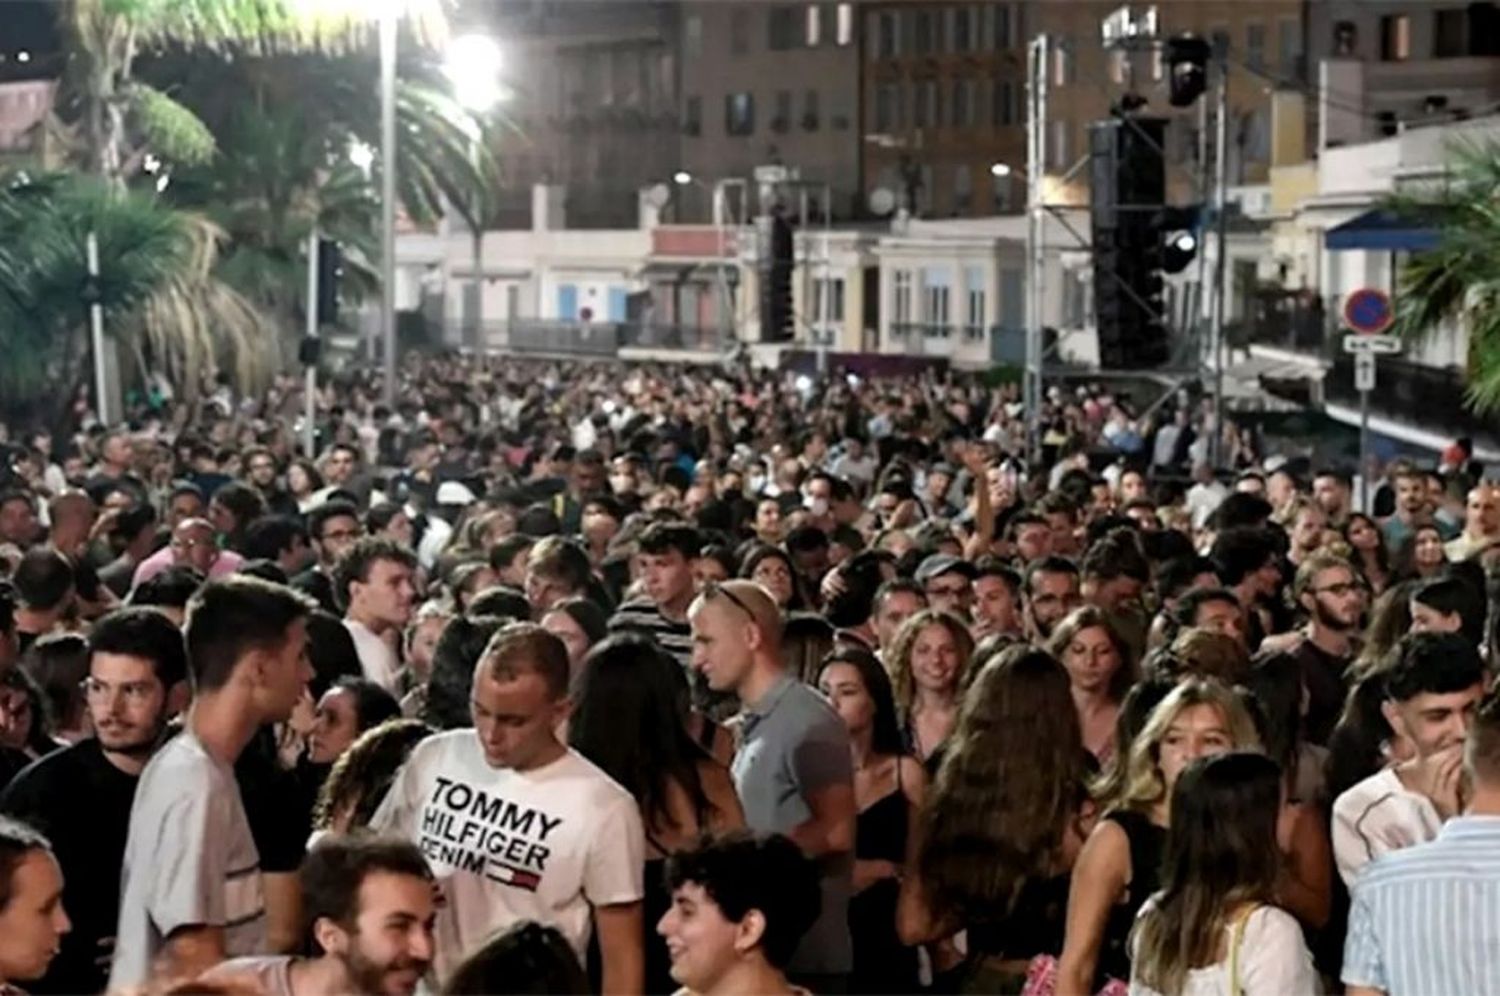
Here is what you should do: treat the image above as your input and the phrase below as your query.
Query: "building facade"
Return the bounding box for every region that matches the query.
[859,2,1029,219]
[675,2,862,222]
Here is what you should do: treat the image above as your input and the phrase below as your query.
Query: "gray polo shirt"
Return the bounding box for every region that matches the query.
[732,672,854,975]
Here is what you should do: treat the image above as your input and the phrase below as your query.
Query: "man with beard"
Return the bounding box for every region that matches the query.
[1023,556,1082,642]
[1291,554,1366,745]
[0,608,188,994]
[201,835,436,996]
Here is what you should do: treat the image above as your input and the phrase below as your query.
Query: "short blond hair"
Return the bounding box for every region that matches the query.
[1105,677,1261,814]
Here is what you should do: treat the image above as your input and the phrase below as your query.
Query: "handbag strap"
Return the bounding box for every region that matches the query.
[1226,904,1259,996]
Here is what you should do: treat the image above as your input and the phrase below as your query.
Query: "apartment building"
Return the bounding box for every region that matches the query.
[1034,0,1306,204]
[860,2,1029,218]
[467,1,683,228]
[676,2,862,221]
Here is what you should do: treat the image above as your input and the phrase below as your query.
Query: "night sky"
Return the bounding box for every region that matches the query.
[0,0,61,77]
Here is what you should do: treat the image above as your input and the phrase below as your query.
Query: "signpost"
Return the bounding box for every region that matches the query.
[1341,288,1397,512]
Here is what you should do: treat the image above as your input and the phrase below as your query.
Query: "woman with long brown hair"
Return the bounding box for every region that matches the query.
[897,646,1092,993]
[1342,513,1392,595]
[1055,679,1261,994]
[887,608,976,761]
[1130,753,1318,995]
[1047,606,1137,765]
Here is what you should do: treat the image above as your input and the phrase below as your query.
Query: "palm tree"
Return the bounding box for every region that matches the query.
[0,171,273,426]
[1389,142,1500,414]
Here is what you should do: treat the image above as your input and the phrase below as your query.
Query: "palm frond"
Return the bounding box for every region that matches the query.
[127,82,216,164]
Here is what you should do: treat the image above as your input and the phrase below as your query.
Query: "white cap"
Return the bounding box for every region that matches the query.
[436,481,477,506]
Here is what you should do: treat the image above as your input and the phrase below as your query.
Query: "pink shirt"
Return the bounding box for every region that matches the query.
[130,544,244,589]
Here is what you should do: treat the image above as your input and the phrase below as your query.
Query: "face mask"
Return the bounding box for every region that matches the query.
[804,495,829,517]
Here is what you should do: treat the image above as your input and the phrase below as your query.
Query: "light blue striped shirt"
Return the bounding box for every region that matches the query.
[1343,815,1500,996]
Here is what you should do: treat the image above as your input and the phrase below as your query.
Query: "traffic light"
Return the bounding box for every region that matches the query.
[1166,35,1212,107]
[1090,116,1170,369]
[315,238,342,325]
[758,209,794,342]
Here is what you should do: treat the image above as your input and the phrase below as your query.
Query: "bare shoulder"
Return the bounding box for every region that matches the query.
[897,756,928,806]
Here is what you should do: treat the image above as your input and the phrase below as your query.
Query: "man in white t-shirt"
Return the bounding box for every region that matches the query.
[1332,632,1484,886]
[371,623,645,991]
[337,537,418,692]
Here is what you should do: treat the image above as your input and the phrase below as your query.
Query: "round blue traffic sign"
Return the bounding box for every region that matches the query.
[1343,288,1394,334]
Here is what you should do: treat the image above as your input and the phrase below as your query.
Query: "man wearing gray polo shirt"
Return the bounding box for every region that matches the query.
[690,580,856,992]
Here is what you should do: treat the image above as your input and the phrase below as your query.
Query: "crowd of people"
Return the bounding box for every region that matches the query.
[0,353,1495,996]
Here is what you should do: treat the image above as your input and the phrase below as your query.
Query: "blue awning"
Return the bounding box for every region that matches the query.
[1325,208,1440,252]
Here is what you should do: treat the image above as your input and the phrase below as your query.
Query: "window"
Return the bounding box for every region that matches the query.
[803,89,820,130]
[1048,119,1069,168]
[914,10,935,53]
[1380,14,1410,61]
[914,79,937,127]
[918,163,934,214]
[953,6,974,51]
[805,4,822,46]
[1332,20,1358,57]
[953,164,972,213]
[1109,49,1127,84]
[684,95,701,136]
[1209,26,1230,58]
[877,10,900,57]
[731,9,750,54]
[725,92,755,135]
[893,270,913,323]
[1434,8,1467,57]
[1053,42,1072,85]
[769,6,797,50]
[966,268,986,329]
[814,277,845,322]
[923,271,951,327]
[993,3,1011,48]
[992,79,1016,126]
[1245,22,1266,71]
[684,15,702,57]
[952,79,976,127]
[773,90,792,131]
[837,4,853,45]
[874,82,897,131]
[1278,16,1302,80]
[991,169,1013,212]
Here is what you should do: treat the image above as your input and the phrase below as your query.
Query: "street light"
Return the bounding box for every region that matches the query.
[672,170,693,186]
[444,33,503,358]
[990,162,1013,177]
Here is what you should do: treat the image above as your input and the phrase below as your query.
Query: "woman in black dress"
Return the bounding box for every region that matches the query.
[897,645,1093,994]
[570,635,744,994]
[817,647,925,994]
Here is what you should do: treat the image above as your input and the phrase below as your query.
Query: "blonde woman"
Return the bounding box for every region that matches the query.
[887,609,975,761]
[1054,679,1261,994]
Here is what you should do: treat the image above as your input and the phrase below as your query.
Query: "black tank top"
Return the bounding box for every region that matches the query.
[1097,809,1167,984]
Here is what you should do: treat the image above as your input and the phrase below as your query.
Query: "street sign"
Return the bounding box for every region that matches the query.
[1343,334,1401,354]
[1355,352,1376,391]
[1343,288,1394,334]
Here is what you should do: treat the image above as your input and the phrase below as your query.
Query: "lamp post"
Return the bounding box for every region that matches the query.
[444,34,503,357]
[379,4,397,406]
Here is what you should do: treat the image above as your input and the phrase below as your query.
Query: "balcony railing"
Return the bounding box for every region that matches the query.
[457,320,730,357]
[1326,353,1494,442]
[1240,289,1333,357]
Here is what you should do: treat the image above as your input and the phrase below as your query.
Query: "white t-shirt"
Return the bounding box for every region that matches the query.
[345,619,401,693]
[1331,766,1443,888]
[370,731,645,980]
[1129,904,1319,996]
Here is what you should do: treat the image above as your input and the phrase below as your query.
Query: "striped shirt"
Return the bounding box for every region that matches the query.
[1343,815,1500,996]
[608,598,694,671]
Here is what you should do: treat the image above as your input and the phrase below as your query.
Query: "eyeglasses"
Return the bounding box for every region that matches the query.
[321,528,363,543]
[80,678,159,704]
[1311,582,1365,597]
[702,580,755,621]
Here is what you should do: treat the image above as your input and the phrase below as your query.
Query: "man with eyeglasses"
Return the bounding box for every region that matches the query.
[914,554,975,620]
[688,580,855,992]
[292,501,365,616]
[1290,552,1366,746]
[131,518,243,590]
[0,608,187,995]
[242,448,298,519]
